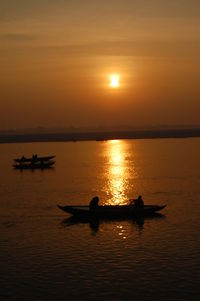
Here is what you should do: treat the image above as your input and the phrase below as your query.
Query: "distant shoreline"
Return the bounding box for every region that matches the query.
[0,128,200,144]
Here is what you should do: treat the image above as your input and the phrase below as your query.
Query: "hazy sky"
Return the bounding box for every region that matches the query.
[0,0,200,129]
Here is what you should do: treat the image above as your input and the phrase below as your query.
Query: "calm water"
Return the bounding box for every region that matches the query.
[0,138,200,300]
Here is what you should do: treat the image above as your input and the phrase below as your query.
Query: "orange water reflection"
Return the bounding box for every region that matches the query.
[116,224,127,239]
[104,140,137,205]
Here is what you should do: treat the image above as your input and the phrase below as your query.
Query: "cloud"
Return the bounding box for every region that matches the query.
[37,39,200,59]
[0,1,200,22]
[0,36,199,60]
[0,33,38,42]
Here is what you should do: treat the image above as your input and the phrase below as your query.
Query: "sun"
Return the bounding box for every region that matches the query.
[109,74,120,88]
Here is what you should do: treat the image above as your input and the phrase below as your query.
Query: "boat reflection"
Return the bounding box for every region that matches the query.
[61,213,165,234]
[104,140,137,205]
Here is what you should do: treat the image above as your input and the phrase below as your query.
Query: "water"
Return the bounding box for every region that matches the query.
[0,138,200,300]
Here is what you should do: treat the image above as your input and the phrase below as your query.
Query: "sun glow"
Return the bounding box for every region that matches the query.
[109,74,120,88]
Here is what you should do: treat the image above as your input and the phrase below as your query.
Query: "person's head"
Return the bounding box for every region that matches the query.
[138,195,142,199]
[92,196,99,203]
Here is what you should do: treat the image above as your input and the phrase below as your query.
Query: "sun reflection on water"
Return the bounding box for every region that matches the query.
[104,139,136,205]
[117,225,127,239]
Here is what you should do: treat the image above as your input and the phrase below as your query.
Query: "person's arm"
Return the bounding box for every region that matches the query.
[129,199,137,205]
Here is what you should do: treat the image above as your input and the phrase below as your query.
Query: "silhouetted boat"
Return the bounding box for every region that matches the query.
[13,155,56,163]
[57,204,166,218]
[13,161,55,170]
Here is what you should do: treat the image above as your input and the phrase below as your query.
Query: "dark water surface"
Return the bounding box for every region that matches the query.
[0,139,200,300]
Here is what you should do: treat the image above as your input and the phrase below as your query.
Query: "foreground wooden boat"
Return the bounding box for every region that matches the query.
[13,161,55,170]
[58,204,166,218]
[14,155,55,163]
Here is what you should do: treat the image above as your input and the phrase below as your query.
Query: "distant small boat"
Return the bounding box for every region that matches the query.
[13,160,55,170]
[57,204,166,218]
[13,155,56,163]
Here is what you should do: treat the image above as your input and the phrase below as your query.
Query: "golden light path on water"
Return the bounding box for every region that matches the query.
[105,139,137,206]
[104,139,138,239]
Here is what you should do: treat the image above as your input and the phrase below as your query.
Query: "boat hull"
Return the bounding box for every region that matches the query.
[13,161,55,169]
[14,155,55,163]
[58,204,166,218]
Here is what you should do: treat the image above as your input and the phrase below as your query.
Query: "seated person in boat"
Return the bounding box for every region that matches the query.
[89,196,99,210]
[32,154,38,163]
[130,195,144,209]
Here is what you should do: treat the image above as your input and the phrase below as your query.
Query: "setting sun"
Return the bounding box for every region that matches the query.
[109,74,120,88]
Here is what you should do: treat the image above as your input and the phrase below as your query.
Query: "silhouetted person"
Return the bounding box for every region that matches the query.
[89,196,99,210]
[31,154,38,163]
[134,195,144,209]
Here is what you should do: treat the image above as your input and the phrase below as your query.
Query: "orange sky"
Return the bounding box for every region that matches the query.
[0,0,200,129]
